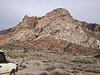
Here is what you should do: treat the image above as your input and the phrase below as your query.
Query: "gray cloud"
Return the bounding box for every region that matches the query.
[0,0,100,30]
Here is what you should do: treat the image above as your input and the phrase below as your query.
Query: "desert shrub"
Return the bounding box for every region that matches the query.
[73,65,100,73]
[45,65,57,71]
[4,50,27,59]
[48,68,70,75]
[71,56,96,64]
[40,71,48,75]
[84,69,100,73]
[94,54,100,59]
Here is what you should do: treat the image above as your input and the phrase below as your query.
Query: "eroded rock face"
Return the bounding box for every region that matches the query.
[0,35,6,47]
[36,8,100,49]
[16,15,38,29]
[36,8,73,29]
[0,8,100,55]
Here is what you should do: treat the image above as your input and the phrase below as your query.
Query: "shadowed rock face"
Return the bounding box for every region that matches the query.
[0,8,100,55]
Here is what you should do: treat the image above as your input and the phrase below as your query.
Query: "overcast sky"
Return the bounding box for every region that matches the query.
[0,0,100,30]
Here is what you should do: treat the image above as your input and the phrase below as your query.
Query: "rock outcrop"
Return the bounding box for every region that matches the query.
[0,8,100,55]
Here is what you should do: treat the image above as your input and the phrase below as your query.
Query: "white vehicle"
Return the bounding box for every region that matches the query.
[0,50,18,75]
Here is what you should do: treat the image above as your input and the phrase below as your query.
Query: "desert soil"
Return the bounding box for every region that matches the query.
[5,50,100,75]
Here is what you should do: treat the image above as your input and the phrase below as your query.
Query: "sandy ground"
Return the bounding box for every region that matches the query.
[6,50,100,75]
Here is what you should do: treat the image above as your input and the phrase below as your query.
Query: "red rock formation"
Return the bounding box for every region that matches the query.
[0,8,100,55]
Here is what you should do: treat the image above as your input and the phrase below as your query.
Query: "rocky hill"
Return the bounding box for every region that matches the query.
[0,8,100,55]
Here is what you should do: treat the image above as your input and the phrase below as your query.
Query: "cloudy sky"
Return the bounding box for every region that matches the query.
[0,0,100,30]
